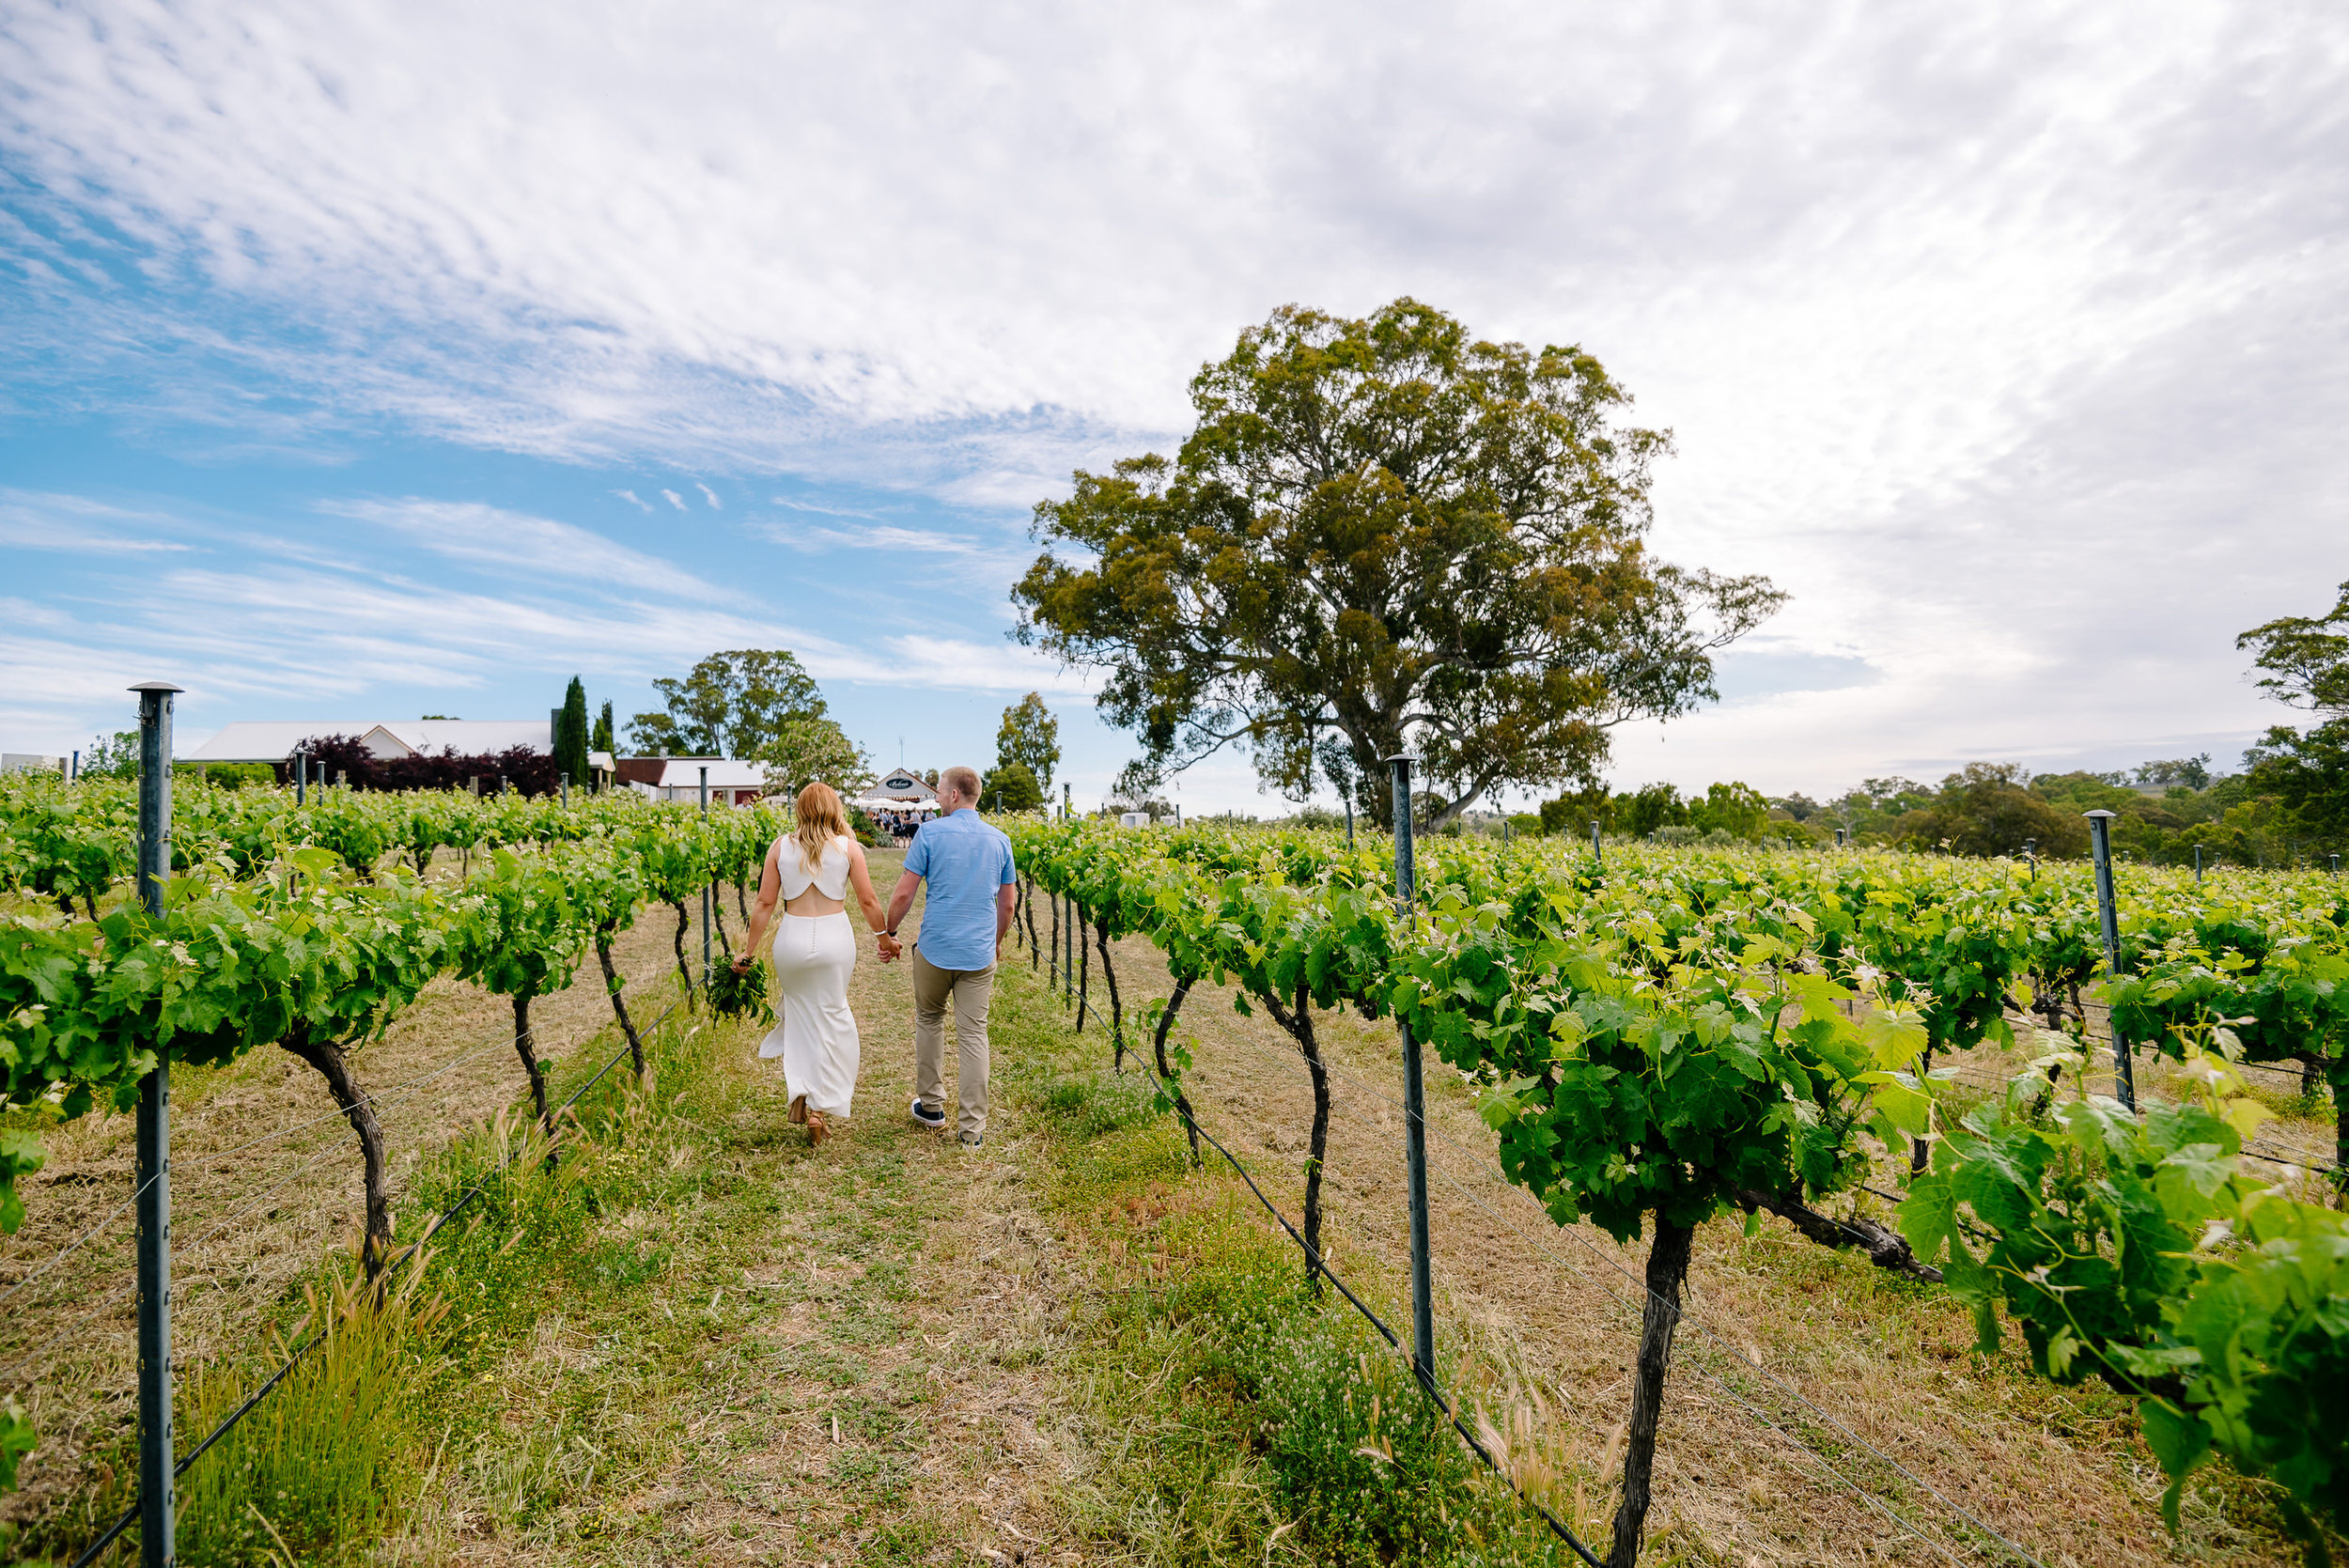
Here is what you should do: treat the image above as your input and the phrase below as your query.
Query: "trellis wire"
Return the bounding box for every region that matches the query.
[64,995,684,1568]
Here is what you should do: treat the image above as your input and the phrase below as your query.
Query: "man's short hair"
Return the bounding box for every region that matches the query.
[940,765,981,802]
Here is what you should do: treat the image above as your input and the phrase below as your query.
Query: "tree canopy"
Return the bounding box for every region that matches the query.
[2241,582,2349,840]
[755,717,872,799]
[628,649,827,758]
[995,692,1061,789]
[980,760,1045,814]
[1012,298,1781,827]
[556,676,591,789]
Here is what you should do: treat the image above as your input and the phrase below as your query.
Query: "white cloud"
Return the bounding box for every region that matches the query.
[867,634,1096,696]
[0,490,198,555]
[319,497,733,602]
[614,489,652,512]
[3,1,2347,796]
[695,482,721,509]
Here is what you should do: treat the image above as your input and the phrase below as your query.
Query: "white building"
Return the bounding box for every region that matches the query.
[614,757,769,806]
[184,719,552,764]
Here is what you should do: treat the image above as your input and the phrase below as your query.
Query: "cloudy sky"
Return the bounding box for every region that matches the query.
[4,0,2344,811]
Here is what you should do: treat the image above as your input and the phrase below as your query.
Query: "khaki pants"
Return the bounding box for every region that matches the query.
[911,946,994,1139]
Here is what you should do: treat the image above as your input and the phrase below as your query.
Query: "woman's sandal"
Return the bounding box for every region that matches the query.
[806,1111,828,1147]
[788,1094,807,1126]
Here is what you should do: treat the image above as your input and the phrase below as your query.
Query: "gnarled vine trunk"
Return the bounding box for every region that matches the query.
[1076,908,1090,1032]
[513,991,554,1167]
[596,934,646,1079]
[1048,890,1060,993]
[279,1030,393,1281]
[709,879,733,955]
[671,900,695,998]
[1152,979,1201,1168]
[1735,1188,1940,1281]
[1610,1218,1694,1568]
[1263,983,1332,1298]
[1095,919,1125,1070]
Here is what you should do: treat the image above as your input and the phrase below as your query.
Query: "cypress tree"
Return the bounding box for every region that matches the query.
[593,699,615,754]
[558,677,592,792]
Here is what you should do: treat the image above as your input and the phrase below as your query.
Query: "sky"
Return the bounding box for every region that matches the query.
[4,0,2346,814]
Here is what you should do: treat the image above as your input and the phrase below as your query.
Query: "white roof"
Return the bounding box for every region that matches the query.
[646,759,769,789]
[871,770,938,800]
[185,719,552,763]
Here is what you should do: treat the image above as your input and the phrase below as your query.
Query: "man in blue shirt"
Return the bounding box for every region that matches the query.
[882,765,1017,1146]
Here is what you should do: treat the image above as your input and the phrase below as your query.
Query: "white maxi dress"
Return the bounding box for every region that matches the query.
[756,834,861,1120]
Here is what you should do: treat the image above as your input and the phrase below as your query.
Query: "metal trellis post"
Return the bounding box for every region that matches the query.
[1345,797,1353,846]
[1385,754,1437,1393]
[132,680,182,1568]
[2195,845,2203,884]
[294,749,306,806]
[699,766,711,991]
[2085,810,2135,1112]
[1591,820,1602,867]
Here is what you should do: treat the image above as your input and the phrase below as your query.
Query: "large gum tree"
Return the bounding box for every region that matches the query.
[1012,299,1783,827]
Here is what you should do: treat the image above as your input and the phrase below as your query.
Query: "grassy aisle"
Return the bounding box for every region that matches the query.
[381,860,1093,1565]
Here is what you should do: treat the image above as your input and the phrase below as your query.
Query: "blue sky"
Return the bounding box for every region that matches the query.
[5,1,2346,812]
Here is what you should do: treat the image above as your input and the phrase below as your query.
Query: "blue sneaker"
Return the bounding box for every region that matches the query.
[958,1131,984,1149]
[910,1097,946,1131]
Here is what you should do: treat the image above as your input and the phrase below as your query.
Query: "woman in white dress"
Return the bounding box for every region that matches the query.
[734,783,893,1145]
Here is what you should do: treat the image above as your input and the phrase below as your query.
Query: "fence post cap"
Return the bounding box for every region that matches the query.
[2082,808,2118,819]
[1380,753,1419,767]
[127,680,185,694]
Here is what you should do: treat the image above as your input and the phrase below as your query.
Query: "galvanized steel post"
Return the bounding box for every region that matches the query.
[699,766,711,992]
[1386,754,1436,1392]
[2085,810,2135,1112]
[132,680,182,1568]
[1591,819,1602,867]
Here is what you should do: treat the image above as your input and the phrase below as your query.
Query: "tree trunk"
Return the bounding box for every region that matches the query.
[709,879,734,955]
[278,1032,393,1280]
[1025,880,1040,968]
[1910,1043,1933,1174]
[1609,1218,1695,1568]
[1264,985,1332,1298]
[1152,979,1202,1168]
[1048,890,1060,994]
[1735,1189,1941,1281]
[513,992,554,1166]
[1076,907,1091,1033]
[2335,1066,2347,1180]
[671,900,695,998]
[1095,920,1126,1070]
[597,935,646,1079]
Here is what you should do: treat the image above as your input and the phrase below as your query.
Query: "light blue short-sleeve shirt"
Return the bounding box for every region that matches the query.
[903,809,1017,971]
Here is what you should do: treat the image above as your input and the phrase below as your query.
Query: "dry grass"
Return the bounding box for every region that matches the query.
[1076,926,2333,1568]
[10,846,2339,1566]
[382,848,1095,1565]
[0,857,692,1533]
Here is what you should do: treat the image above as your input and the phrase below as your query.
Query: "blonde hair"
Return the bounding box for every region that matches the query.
[791,782,850,873]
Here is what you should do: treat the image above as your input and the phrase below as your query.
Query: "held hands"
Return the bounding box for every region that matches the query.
[876,931,902,963]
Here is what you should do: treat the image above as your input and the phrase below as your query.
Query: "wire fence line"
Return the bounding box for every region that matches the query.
[1170,993,2044,1568]
[63,993,688,1568]
[1115,1043,1607,1568]
[5,996,679,1398]
[0,983,652,1320]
